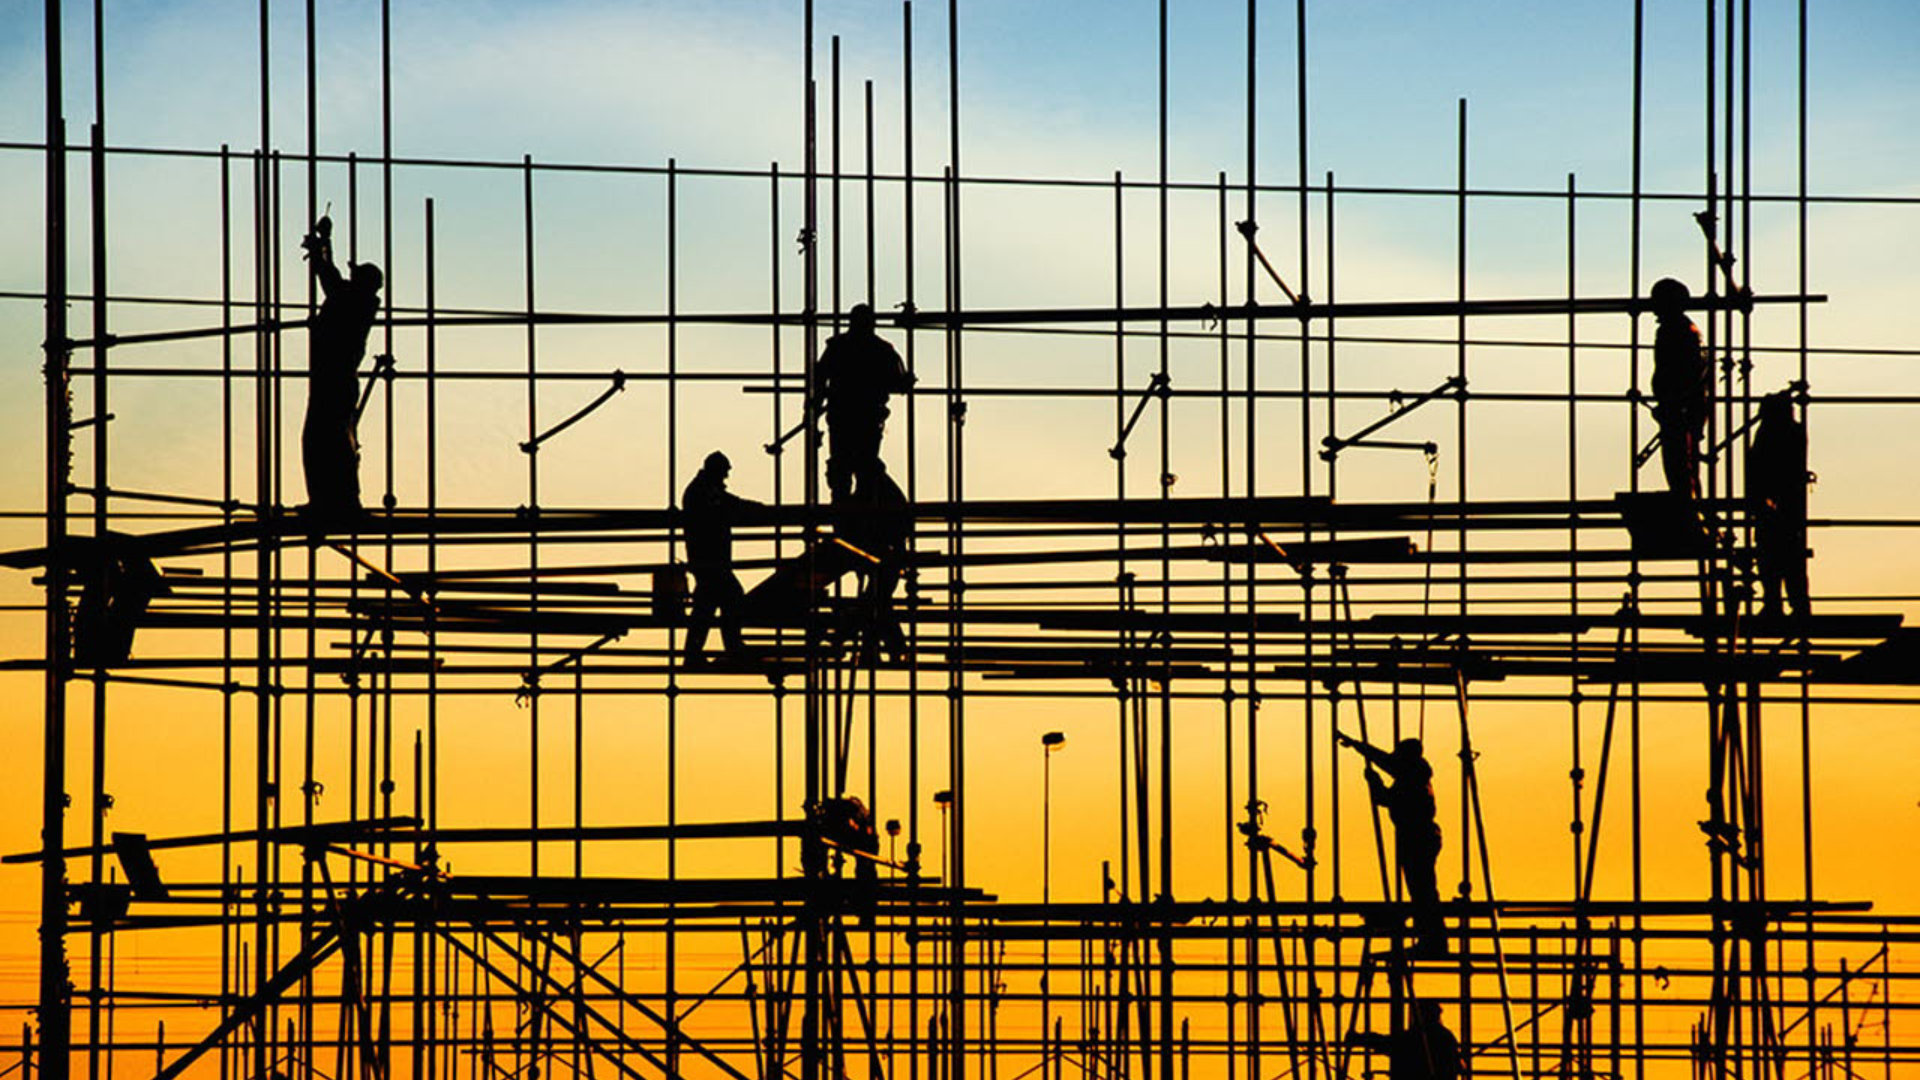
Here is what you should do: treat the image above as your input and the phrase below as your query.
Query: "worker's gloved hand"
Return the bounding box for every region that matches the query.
[1334,730,1356,749]
[300,215,333,260]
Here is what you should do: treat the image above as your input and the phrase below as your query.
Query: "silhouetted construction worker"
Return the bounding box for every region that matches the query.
[1649,277,1710,499]
[682,450,760,665]
[812,303,912,501]
[806,796,882,925]
[837,462,912,665]
[1337,730,1445,955]
[1746,391,1810,619]
[72,536,168,667]
[301,215,383,520]
[1347,999,1460,1080]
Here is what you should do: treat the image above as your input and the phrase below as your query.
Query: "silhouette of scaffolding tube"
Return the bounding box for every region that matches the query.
[53,291,1825,353]
[1321,376,1463,461]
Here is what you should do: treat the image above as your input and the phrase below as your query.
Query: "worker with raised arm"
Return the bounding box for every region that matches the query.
[300,214,383,521]
[811,303,913,502]
[1336,729,1447,955]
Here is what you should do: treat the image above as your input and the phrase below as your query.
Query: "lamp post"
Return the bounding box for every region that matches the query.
[933,790,953,1013]
[1040,731,1066,1077]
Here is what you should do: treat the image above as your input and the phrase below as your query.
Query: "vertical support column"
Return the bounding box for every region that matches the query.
[1240,2,1262,1074]
[38,0,73,1074]
[942,3,967,1076]
[1453,94,1472,1049]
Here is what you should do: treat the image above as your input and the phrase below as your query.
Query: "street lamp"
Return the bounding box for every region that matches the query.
[933,790,953,886]
[1040,731,1066,1077]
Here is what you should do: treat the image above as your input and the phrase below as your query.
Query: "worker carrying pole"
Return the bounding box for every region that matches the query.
[1336,729,1447,956]
[811,303,913,503]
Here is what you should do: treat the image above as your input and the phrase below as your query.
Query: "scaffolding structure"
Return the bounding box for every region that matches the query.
[9,1,1920,1079]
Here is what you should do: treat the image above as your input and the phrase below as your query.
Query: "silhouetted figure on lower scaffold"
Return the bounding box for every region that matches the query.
[1347,999,1460,1080]
[1649,277,1710,500]
[812,303,913,502]
[301,214,383,523]
[1337,730,1446,956]
[837,462,912,665]
[1746,390,1811,620]
[72,536,168,668]
[682,450,760,666]
[806,796,881,926]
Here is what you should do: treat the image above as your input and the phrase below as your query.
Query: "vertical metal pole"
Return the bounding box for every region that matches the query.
[424,194,441,1080]
[665,156,682,1079]
[1293,7,1316,1074]
[38,0,73,1071]
[1627,2,1648,1074]
[800,5,823,1079]
[943,3,966,1076]
[1155,5,1176,1077]
[1240,3,1261,1074]
[252,0,276,1066]
[1454,94,1471,1048]
[899,8,923,1076]
[1796,0,1817,1072]
[218,141,235,1080]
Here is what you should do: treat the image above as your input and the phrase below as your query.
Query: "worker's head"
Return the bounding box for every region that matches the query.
[1650,277,1689,317]
[1761,389,1794,422]
[704,450,731,476]
[351,262,384,294]
[849,303,876,335]
[1393,737,1424,762]
[1413,999,1443,1026]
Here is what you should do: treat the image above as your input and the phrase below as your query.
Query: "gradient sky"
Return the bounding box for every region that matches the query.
[3,0,1920,1072]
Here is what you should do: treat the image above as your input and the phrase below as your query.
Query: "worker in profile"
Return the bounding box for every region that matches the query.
[1648,277,1711,500]
[812,303,913,502]
[1336,730,1446,956]
[682,450,760,665]
[1745,390,1811,619]
[1347,999,1460,1080]
[300,214,383,521]
[837,461,912,665]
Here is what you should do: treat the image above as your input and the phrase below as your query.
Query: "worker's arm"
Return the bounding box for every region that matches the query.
[303,218,345,297]
[1364,768,1390,807]
[1337,730,1393,771]
[809,345,835,417]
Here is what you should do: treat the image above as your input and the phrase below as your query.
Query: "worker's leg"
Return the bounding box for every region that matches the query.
[715,572,747,654]
[828,414,884,499]
[685,572,719,661]
[1400,838,1446,952]
[1658,421,1694,498]
[825,424,854,501]
[1756,524,1786,618]
[1785,526,1812,619]
[302,417,361,517]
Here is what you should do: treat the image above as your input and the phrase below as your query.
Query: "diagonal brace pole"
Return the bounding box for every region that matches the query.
[1321,377,1464,461]
[520,371,627,454]
[1108,373,1169,461]
[1233,220,1308,308]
